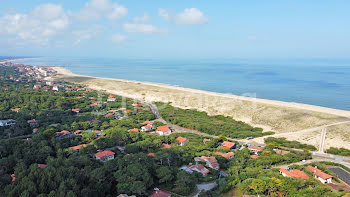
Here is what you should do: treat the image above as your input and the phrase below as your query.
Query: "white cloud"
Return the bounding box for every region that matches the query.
[248,35,258,40]
[132,14,152,23]
[174,8,208,25]
[72,25,104,46]
[75,0,127,21]
[111,34,128,43]
[158,9,170,21]
[0,3,69,45]
[123,23,168,34]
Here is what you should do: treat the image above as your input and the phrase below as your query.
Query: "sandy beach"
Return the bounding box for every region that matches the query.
[50,66,350,149]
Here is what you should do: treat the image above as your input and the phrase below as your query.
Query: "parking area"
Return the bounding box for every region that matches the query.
[329,167,350,186]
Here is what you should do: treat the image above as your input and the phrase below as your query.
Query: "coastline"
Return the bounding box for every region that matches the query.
[51,66,350,118]
[49,66,350,149]
[0,57,39,64]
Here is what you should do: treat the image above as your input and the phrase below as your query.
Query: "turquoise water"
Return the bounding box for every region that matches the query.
[14,57,350,111]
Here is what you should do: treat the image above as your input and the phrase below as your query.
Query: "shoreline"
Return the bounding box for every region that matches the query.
[51,66,350,118]
[0,57,40,64]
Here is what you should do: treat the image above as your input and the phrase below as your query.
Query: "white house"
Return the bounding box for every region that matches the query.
[306,165,333,184]
[156,125,172,135]
[95,150,115,162]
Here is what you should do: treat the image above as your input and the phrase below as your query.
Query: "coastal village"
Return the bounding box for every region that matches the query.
[1,61,350,197]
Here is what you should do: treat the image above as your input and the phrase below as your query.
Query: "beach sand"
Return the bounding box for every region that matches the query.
[49,66,350,149]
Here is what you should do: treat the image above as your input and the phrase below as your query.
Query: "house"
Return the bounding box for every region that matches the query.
[181,163,210,176]
[222,141,236,149]
[248,145,265,154]
[176,136,188,146]
[161,144,172,149]
[250,154,259,159]
[92,130,104,136]
[27,119,38,126]
[107,95,116,102]
[306,165,333,184]
[0,119,15,127]
[72,108,80,113]
[128,128,139,132]
[52,86,58,91]
[105,113,114,118]
[37,164,47,169]
[156,125,172,135]
[274,149,290,155]
[70,144,87,152]
[56,130,74,139]
[215,152,235,160]
[124,110,134,114]
[149,190,171,197]
[141,121,154,125]
[203,139,211,143]
[195,156,220,170]
[141,124,154,132]
[10,108,20,112]
[11,174,15,182]
[95,150,115,162]
[280,168,309,180]
[33,84,41,89]
[74,130,84,135]
[32,128,38,133]
[148,152,155,157]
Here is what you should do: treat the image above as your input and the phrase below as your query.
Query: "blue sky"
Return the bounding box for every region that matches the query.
[0,0,349,58]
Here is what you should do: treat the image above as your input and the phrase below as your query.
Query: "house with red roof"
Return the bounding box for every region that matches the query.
[32,128,38,133]
[10,108,20,112]
[222,141,236,149]
[95,150,115,162]
[33,84,41,89]
[56,130,73,139]
[141,121,154,125]
[11,174,15,182]
[181,163,210,176]
[70,144,87,152]
[306,165,333,184]
[280,168,309,180]
[107,95,116,102]
[148,152,155,157]
[105,113,114,118]
[128,128,139,132]
[250,154,259,159]
[156,125,172,135]
[141,124,154,131]
[176,136,188,146]
[37,164,47,169]
[149,190,171,197]
[72,108,80,113]
[216,152,235,160]
[124,110,134,114]
[195,156,220,170]
[161,144,172,149]
[92,130,104,136]
[74,130,84,135]
[248,145,265,154]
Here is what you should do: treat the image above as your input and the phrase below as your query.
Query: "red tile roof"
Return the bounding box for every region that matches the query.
[176,136,188,143]
[250,154,259,159]
[189,164,210,176]
[306,165,333,180]
[95,150,115,159]
[33,128,38,132]
[11,174,15,182]
[161,144,172,149]
[141,121,153,125]
[215,152,235,160]
[37,164,47,169]
[280,168,309,180]
[148,152,155,157]
[74,130,84,134]
[248,145,265,151]
[222,141,235,149]
[108,94,115,98]
[125,110,133,113]
[72,108,80,112]
[128,128,139,132]
[144,124,153,129]
[105,113,114,117]
[10,108,21,112]
[71,144,87,151]
[149,190,171,197]
[200,156,220,170]
[156,125,170,132]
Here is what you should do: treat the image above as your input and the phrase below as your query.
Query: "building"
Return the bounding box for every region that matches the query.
[161,144,172,149]
[10,108,20,112]
[195,156,220,170]
[56,130,74,139]
[203,139,211,143]
[222,141,236,149]
[72,108,80,113]
[215,152,235,160]
[280,168,309,180]
[128,128,139,132]
[149,190,171,197]
[248,145,265,154]
[306,165,333,184]
[250,154,259,159]
[93,130,104,136]
[156,125,172,135]
[141,124,154,132]
[107,95,116,102]
[274,149,290,155]
[181,163,210,176]
[176,136,188,146]
[0,119,15,127]
[148,153,155,157]
[95,150,115,162]
[37,164,47,169]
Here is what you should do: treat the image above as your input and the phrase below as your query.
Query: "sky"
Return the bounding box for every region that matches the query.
[0,0,349,59]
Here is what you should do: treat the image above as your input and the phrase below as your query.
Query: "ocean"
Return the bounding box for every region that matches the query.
[14,57,350,111]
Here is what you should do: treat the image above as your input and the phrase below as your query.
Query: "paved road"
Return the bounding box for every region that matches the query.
[329,167,350,186]
[194,182,217,197]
